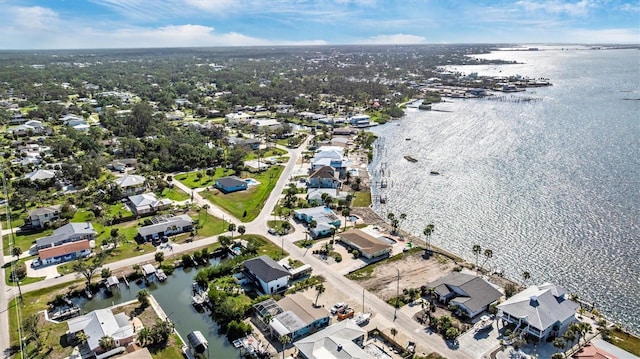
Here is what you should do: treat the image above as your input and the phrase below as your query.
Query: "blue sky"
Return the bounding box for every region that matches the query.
[1,0,638,49]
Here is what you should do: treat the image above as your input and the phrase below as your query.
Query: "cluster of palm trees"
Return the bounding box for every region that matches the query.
[386,212,406,235]
[551,321,593,356]
[471,244,493,275]
[135,320,175,348]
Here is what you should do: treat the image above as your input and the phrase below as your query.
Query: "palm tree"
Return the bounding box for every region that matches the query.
[342,208,351,230]
[11,247,22,259]
[423,224,435,251]
[237,225,246,237]
[472,244,481,274]
[219,235,232,249]
[552,337,565,353]
[521,271,531,286]
[481,249,493,272]
[307,220,317,239]
[75,331,88,346]
[137,289,150,308]
[99,335,115,351]
[398,213,407,235]
[136,327,152,346]
[279,335,291,359]
[228,223,236,238]
[390,328,398,341]
[314,283,325,306]
[154,251,164,264]
[563,329,576,350]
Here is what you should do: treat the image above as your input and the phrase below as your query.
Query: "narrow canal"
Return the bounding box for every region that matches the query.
[73,259,240,358]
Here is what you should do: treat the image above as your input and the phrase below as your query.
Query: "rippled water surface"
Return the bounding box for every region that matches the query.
[369,48,640,333]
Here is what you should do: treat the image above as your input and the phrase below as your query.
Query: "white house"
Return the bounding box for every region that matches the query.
[137,214,194,242]
[67,309,135,355]
[25,205,61,228]
[426,272,502,318]
[348,114,371,127]
[242,255,290,294]
[294,319,367,359]
[498,283,579,339]
[127,193,172,216]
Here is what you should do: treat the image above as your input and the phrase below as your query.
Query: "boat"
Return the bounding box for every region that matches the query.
[405,138,411,141]
[430,171,440,175]
[474,315,493,332]
[156,269,167,282]
[404,155,418,163]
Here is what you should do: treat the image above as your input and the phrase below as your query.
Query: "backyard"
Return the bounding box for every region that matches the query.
[174,168,235,189]
[199,165,284,222]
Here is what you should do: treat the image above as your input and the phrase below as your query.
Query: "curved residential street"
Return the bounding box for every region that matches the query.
[0,135,482,359]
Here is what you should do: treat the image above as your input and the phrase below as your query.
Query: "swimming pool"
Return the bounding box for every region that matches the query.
[245,178,260,186]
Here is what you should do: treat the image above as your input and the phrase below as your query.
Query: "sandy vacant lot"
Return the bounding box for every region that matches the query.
[357,251,457,301]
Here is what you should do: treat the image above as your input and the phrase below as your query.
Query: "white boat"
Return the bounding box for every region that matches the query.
[474,315,493,332]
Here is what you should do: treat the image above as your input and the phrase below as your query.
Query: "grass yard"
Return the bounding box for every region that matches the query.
[175,168,234,189]
[160,186,190,201]
[352,191,372,207]
[244,147,287,161]
[241,234,288,260]
[609,328,640,355]
[200,166,284,222]
[8,280,83,359]
[193,212,229,238]
[4,255,46,285]
[0,208,27,230]
[2,229,51,256]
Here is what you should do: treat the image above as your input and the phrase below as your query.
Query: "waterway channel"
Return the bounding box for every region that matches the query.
[72,258,240,358]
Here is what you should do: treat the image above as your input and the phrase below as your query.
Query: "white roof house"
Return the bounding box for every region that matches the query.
[67,309,134,353]
[294,320,369,359]
[24,169,56,181]
[498,283,579,339]
[128,193,172,215]
[114,174,146,188]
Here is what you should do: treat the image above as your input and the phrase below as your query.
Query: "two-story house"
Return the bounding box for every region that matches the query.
[25,205,61,229]
[307,166,340,189]
[36,222,96,266]
[242,255,290,294]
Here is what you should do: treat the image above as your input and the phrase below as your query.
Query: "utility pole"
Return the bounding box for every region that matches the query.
[394,268,400,320]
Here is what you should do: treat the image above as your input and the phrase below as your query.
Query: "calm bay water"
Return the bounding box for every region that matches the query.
[369,47,640,333]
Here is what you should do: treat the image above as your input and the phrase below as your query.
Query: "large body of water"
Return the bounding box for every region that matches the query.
[369,47,639,334]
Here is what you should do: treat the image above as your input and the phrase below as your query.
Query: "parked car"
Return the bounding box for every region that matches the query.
[31,258,42,268]
[268,228,277,235]
[337,308,355,320]
[330,302,347,314]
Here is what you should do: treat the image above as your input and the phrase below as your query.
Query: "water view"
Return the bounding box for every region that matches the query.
[369,47,640,334]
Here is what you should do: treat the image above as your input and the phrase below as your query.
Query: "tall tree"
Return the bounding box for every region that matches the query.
[521,271,531,286]
[228,223,236,238]
[472,244,481,275]
[73,254,105,286]
[237,225,246,236]
[314,283,325,306]
[423,224,435,251]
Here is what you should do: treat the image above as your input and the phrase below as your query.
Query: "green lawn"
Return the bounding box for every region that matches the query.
[8,280,83,359]
[200,166,284,222]
[0,208,28,230]
[2,229,51,256]
[175,168,234,189]
[352,191,372,207]
[106,202,130,218]
[267,220,295,235]
[4,256,46,286]
[240,234,288,260]
[609,328,640,355]
[160,187,190,201]
[193,212,229,238]
[244,147,287,161]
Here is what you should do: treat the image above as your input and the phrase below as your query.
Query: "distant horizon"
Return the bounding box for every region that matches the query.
[1,43,638,53]
[1,0,638,50]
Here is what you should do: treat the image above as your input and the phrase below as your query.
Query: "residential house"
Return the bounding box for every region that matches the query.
[36,222,96,265]
[7,119,45,135]
[348,114,371,127]
[242,255,290,294]
[310,146,348,179]
[225,112,253,125]
[306,188,347,206]
[338,229,392,260]
[227,136,261,150]
[67,308,135,355]
[294,319,368,359]
[254,293,330,341]
[307,166,340,189]
[137,214,194,242]
[127,193,172,216]
[24,169,56,182]
[114,174,146,196]
[497,283,579,339]
[572,343,619,359]
[25,205,61,228]
[62,115,90,131]
[293,206,341,239]
[426,272,503,318]
[108,158,137,172]
[215,176,249,193]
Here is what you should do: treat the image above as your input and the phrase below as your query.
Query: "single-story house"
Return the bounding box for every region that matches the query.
[242,255,290,294]
[338,229,392,259]
[36,222,96,265]
[426,272,502,318]
[307,166,340,189]
[348,114,371,127]
[306,188,347,206]
[137,214,194,242]
[67,308,135,355]
[25,205,61,228]
[572,343,619,359]
[294,319,367,359]
[24,169,56,182]
[254,293,330,341]
[114,174,146,196]
[128,193,172,216]
[498,283,579,340]
[215,176,248,193]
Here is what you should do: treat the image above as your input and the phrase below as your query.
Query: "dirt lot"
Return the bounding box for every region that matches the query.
[356,251,456,301]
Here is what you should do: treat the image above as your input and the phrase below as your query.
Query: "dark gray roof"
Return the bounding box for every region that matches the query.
[309,166,335,179]
[36,222,96,247]
[244,255,290,283]
[215,176,247,188]
[427,272,502,314]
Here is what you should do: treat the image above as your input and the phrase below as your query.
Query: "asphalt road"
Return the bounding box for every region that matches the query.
[0,135,479,358]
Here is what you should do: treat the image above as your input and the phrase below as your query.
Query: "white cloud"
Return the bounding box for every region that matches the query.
[183,0,239,13]
[9,5,60,30]
[360,34,427,45]
[516,0,596,17]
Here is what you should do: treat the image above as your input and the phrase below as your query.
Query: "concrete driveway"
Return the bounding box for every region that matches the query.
[25,259,61,280]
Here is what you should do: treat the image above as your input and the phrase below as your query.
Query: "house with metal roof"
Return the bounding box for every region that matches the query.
[114,174,146,196]
[497,283,579,339]
[36,222,96,265]
[294,319,368,359]
[24,168,57,182]
[307,166,340,189]
[136,214,194,242]
[127,193,172,216]
[293,206,341,239]
[242,255,290,294]
[67,308,135,355]
[425,272,502,318]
